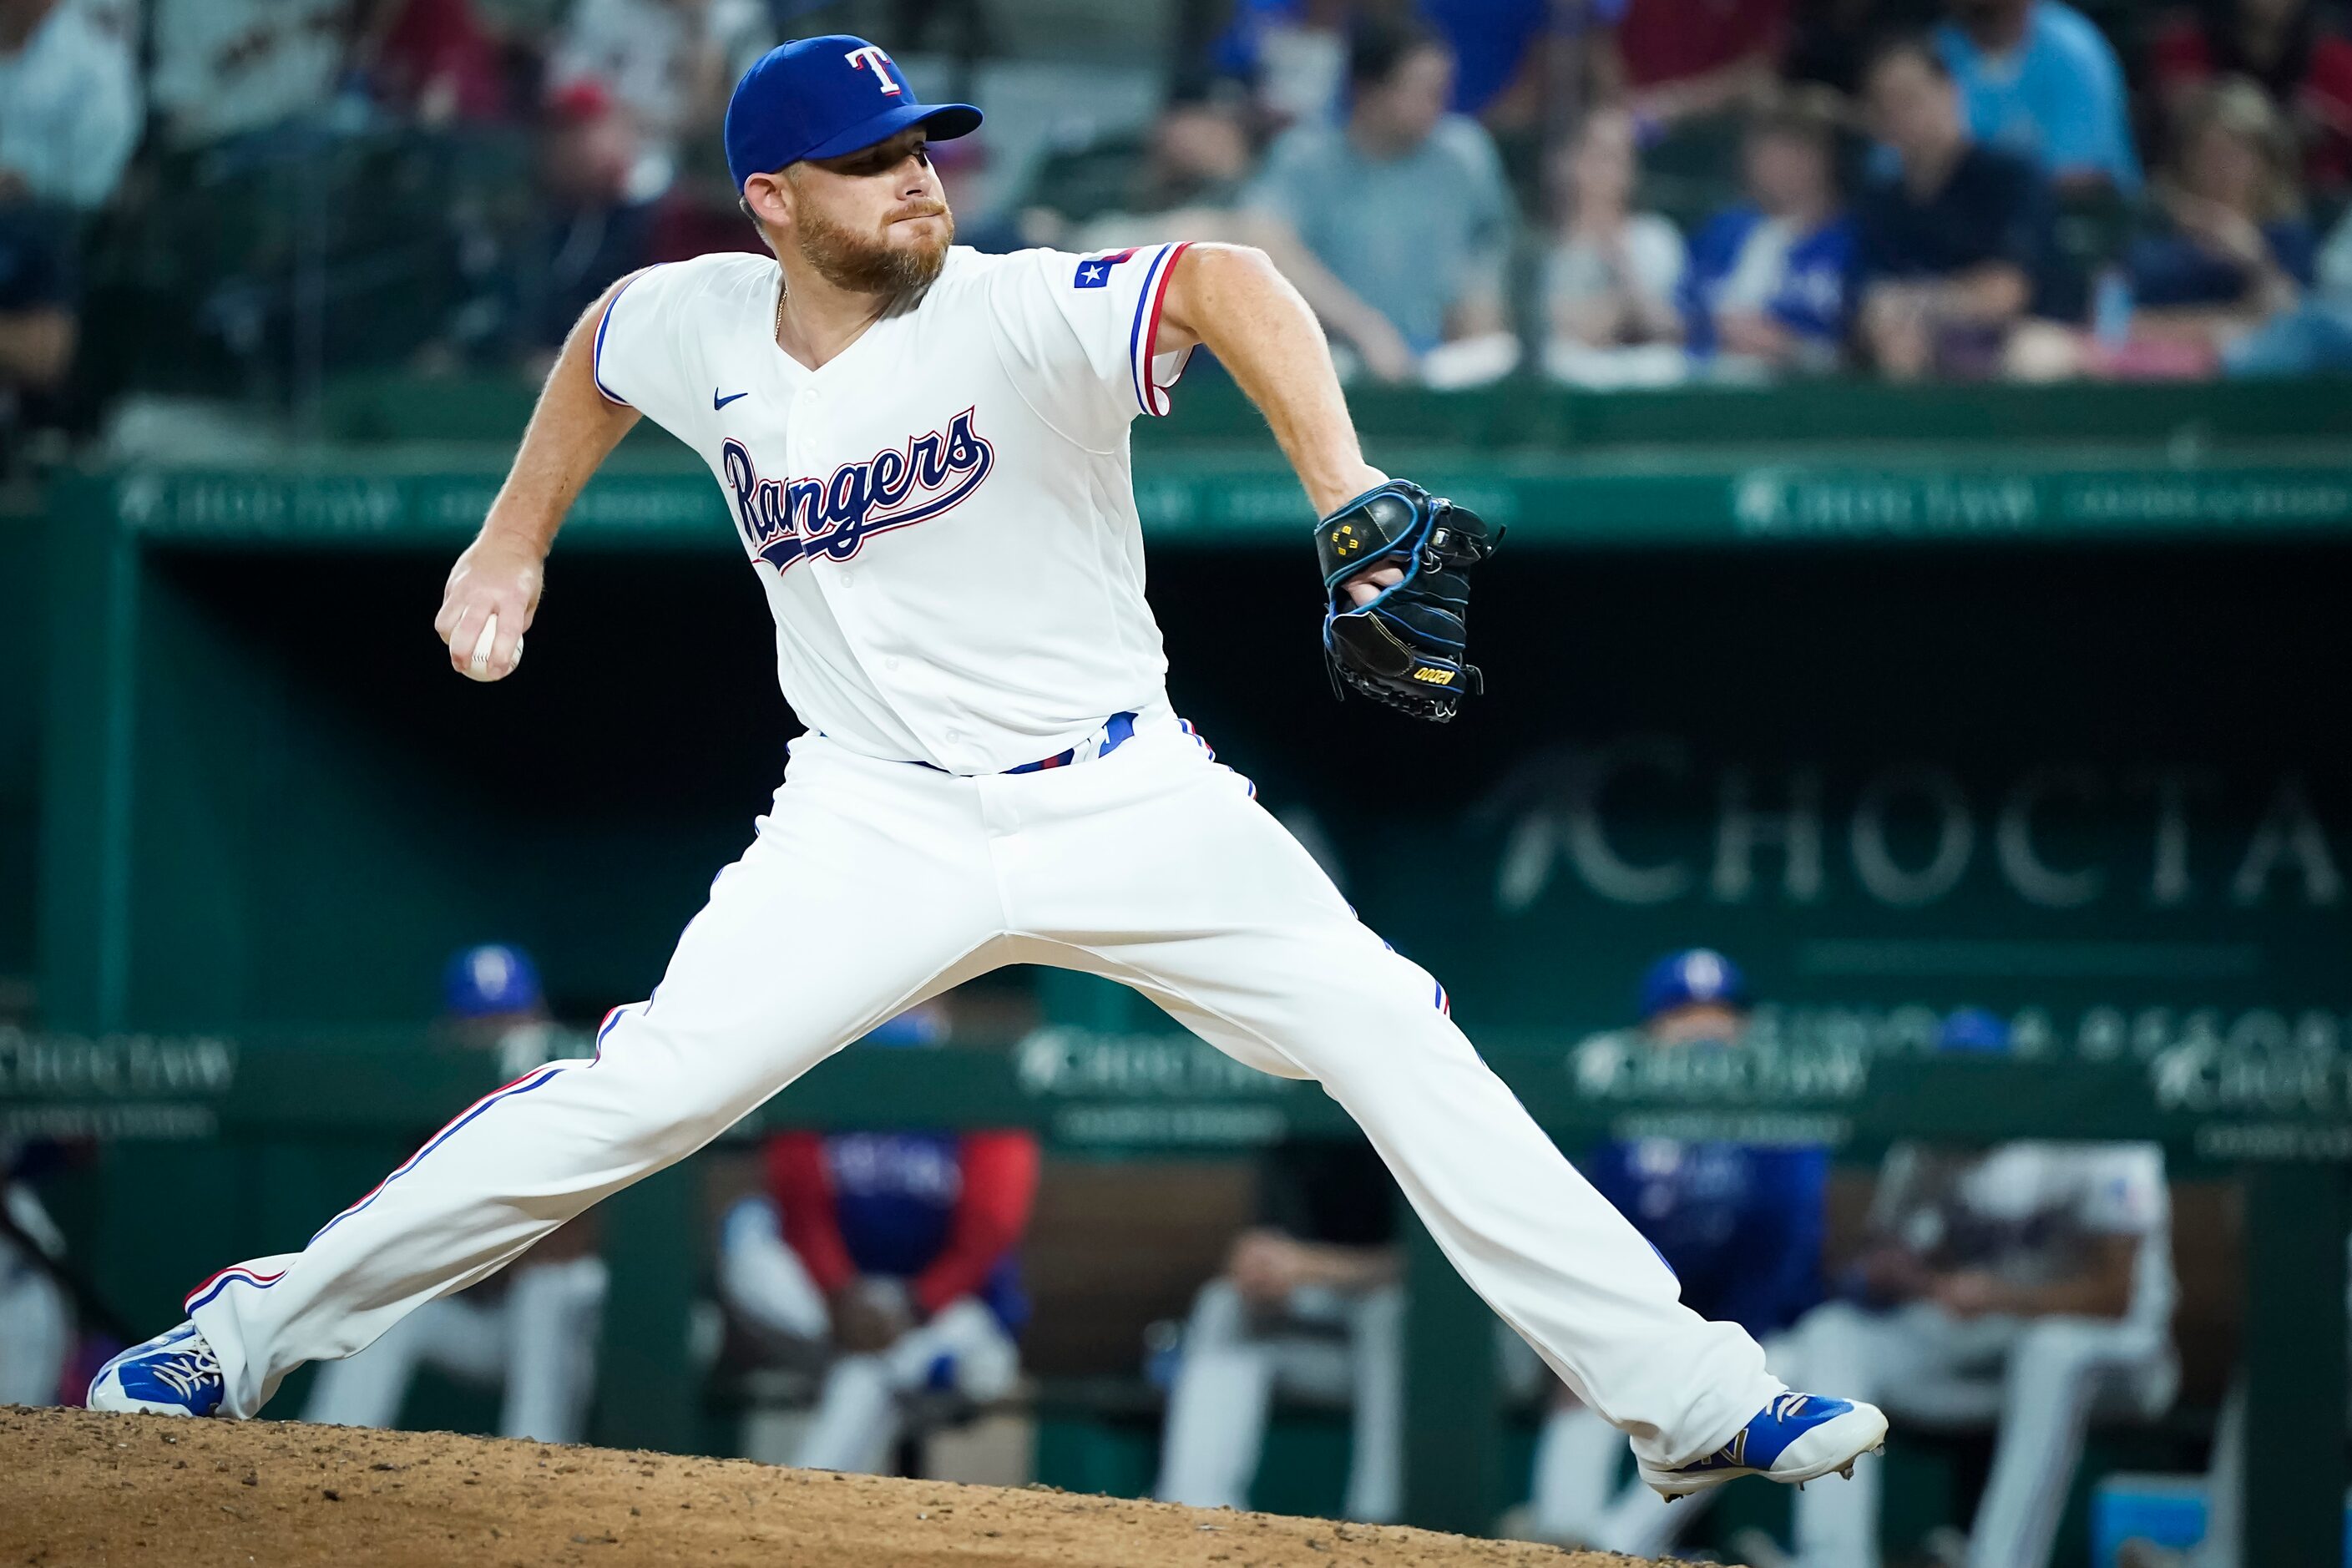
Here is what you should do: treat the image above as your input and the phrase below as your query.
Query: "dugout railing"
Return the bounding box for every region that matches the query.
[3,1028,2345,1563]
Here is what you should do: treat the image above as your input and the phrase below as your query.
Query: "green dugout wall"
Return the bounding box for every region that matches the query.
[10,377,2352,1560]
[28,378,2352,1033]
[0,490,39,994]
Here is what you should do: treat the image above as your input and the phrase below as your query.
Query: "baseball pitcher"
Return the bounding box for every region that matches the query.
[92,34,1884,1502]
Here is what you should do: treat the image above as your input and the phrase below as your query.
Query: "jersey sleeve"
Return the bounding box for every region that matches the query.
[589,261,715,442]
[910,1131,1041,1318]
[763,1131,857,1297]
[984,243,1196,448]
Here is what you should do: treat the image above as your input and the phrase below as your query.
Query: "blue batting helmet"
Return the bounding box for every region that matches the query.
[1639,948,1749,1023]
[1937,1007,2011,1055]
[443,944,544,1019]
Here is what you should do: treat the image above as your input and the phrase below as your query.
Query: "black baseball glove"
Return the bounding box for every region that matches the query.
[1313,478,1502,721]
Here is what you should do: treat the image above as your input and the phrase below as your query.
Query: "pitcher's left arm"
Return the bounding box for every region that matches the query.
[1156,245,1503,721]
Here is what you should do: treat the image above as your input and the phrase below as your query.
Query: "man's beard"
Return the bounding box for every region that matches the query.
[795,200,954,294]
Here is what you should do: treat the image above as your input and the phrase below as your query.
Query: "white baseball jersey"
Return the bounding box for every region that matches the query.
[1874,1139,2176,1332]
[591,241,1196,775]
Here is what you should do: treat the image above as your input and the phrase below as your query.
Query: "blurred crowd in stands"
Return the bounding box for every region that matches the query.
[6,0,2352,460]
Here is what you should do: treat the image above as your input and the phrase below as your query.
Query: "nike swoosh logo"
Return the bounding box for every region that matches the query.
[714,390,749,409]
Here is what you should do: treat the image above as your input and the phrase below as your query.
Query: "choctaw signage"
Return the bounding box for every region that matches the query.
[1490,739,2344,914]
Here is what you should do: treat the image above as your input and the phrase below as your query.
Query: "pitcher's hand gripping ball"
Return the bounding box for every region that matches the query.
[463,613,522,682]
[1313,478,1502,721]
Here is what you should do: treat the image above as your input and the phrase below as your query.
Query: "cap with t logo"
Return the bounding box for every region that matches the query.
[724,35,983,192]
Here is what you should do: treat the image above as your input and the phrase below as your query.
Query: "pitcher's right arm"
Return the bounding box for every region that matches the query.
[433,274,645,680]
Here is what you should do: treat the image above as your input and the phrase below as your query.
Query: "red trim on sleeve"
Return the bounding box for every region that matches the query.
[1139,241,1195,417]
[911,1130,1040,1318]
[763,1131,856,1297]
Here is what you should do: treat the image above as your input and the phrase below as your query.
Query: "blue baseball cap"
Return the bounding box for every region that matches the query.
[1639,948,1748,1022]
[1937,1006,2011,1055]
[725,35,982,192]
[444,943,544,1019]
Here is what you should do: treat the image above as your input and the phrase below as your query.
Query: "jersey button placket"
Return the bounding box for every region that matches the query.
[794,387,836,594]
[793,382,915,754]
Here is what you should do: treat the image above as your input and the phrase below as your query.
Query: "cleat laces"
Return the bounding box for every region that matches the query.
[1768,1392,1810,1422]
[148,1341,222,1399]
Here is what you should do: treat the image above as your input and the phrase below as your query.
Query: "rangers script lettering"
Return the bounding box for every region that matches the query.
[721,409,994,573]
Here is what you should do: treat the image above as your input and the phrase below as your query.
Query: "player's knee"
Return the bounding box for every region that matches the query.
[2009,1317,2113,1383]
[1351,1283,1406,1343]
[1189,1277,1249,1343]
[953,1334,1020,1404]
[825,1353,893,1392]
[513,1256,608,1319]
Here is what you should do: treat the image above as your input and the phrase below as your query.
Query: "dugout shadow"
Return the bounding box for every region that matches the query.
[96,536,2352,1033]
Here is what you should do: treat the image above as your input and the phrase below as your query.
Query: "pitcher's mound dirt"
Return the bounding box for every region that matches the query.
[4,1407,1695,1567]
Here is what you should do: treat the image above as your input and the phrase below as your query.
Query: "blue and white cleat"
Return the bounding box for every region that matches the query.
[85,1322,226,1417]
[1641,1391,1887,1500]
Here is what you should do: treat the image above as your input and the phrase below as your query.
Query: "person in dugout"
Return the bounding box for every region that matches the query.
[1772,1007,2177,1568]
[1152,1135,1409,1521]
[1,1138,73,1406]
[301,945,608,1442]
[716,1003,1040,1474]
[1520,948,1831,1555]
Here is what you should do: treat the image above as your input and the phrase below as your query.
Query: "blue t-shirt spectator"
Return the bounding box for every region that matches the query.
[1935,3,2142,194]
[2127,217,2318,309]
[1858,143,2061,313]
[1583,1136,1828,1338]
[1248,114,1515,352]
[1682,205,1860,366]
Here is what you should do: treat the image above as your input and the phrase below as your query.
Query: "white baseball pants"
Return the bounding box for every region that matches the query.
[1155,1278,1408,1521]
[183,707,1779,1464]
[789,1298,1020,1474]
[297,1255,607,1443]
[1,1186,71,1406]
[1786,1299,2175,1568]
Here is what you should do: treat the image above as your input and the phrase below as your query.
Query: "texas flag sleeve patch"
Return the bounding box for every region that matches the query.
[1072,249,1136,289]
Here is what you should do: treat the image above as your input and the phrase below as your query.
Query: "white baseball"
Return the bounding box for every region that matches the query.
[466,613,500,681]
